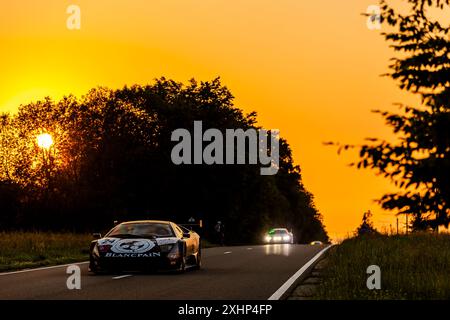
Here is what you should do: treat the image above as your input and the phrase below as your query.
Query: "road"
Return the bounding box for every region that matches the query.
[0,244,326,300]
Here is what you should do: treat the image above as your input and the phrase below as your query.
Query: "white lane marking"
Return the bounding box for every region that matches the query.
[247,248,253,250]
[224,251,232,254]
[112,274,133,280]
[268,245,334,300]
[0,261,89,276]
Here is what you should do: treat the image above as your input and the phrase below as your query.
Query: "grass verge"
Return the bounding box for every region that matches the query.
[0,232,92,272]
[314,233,450,299]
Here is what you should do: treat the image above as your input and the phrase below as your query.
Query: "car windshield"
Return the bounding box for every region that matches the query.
[106,223,175,238]
[268,229,288,235]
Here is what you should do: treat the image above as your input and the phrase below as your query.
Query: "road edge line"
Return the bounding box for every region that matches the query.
[268,245,334,300]
[0,261,89,276]
[112,274,133,280]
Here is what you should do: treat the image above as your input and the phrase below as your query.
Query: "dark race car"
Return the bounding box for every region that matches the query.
[89,220,201,273]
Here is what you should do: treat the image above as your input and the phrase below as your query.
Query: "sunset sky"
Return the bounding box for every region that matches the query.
[1,0,429,240]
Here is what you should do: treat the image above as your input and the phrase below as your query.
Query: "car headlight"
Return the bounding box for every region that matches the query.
[283,236,290,241]
[92,243,99,256]
[264,236,272,242]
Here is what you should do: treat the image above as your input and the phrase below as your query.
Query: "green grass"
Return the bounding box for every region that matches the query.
[315,233,450,300]
[0,232,92,272]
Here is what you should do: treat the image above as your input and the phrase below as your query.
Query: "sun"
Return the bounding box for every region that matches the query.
[36,133,54,150]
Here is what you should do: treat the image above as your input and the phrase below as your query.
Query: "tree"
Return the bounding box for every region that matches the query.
[0,78,328,243]
[355,210,379,236]
[334,0,449,231]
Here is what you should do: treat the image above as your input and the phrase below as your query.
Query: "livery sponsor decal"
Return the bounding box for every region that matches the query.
[97,238,119,246]
[156,237,178,246]
[110,239,155,253]
[105,252,161,258]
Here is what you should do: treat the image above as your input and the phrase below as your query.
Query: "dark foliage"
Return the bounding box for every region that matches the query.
[355,210,379,236]
[0,78,328,244]
[331,0,449,231]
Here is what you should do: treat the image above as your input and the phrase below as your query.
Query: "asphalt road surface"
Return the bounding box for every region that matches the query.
[0,244,325,300]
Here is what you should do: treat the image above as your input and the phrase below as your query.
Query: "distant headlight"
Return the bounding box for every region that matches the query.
[283,236,290,241]
[264,236,272,242]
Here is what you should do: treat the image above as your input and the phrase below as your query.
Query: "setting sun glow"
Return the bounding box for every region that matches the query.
[36,133,53,150]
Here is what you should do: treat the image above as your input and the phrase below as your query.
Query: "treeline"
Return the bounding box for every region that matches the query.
[0,78,328,243]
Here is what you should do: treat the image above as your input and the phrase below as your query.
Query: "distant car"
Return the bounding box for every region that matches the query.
[264,228,294,244]
[89,220,201,273]
[310,241,323,245]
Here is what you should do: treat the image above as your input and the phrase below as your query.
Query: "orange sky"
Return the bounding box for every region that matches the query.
[1,0,435,240]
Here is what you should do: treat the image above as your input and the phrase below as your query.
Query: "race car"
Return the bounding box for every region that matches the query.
[89,220,201,273]
[263,228,294,244]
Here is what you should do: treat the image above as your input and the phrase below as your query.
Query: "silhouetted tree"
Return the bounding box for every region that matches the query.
[355,210,379,236]
[0,78,328,243]
[332,0,449,231]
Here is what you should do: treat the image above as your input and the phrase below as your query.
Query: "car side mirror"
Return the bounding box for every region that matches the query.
[182,232,191,239]
[92,233,102,239]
